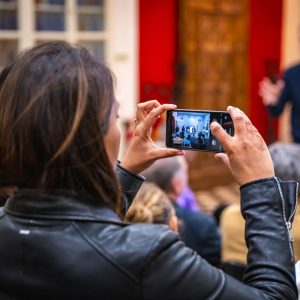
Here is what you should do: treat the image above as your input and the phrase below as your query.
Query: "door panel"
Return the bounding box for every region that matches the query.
[178,0,248,190]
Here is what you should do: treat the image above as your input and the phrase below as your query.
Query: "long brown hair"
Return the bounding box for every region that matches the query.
[0,41,121,212]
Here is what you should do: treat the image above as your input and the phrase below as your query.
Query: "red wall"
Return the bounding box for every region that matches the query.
[139,0,177,104]
[249,0,282,142]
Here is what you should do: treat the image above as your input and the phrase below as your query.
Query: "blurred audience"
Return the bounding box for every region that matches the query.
[213,203,229,226]
[269,142,300,182]
[125,182,178,232]
[220,205,246,265]
[143,156,221,267]
[177,186,200,212]
[176,151,201,212]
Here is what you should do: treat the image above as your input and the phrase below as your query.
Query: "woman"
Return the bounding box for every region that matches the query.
[0,41,297,299]
[125,182,178,232]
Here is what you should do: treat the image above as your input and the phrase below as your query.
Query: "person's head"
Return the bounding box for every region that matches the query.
[142,156,188,202]
[269,142,300,195]
[0,41,122,212]
[125,182,178,232]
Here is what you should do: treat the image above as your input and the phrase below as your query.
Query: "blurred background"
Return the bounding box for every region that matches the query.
[0,0,299,212]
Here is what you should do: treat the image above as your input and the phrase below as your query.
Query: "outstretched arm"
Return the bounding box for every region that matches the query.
[142,106,297,299]
[117,100,184,216]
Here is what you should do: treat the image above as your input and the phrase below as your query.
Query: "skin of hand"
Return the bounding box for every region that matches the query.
[258,77,285,106]
[121,100,184,174]
[210,106,275,186]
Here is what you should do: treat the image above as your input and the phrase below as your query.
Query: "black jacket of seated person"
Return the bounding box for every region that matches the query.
[174,203,221,267]
[0,165,297,300]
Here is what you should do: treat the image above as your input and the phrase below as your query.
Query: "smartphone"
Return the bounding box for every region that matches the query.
[166,109,234,152]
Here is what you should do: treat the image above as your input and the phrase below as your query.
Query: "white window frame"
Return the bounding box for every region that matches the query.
[0,0,138,156]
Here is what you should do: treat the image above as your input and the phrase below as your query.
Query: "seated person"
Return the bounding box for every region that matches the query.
[184,134,191,148]
[221,204,247,265]
[125,182,178,232]
[198,132,205,144]
[177,186,200,212]
[143,156,221,267]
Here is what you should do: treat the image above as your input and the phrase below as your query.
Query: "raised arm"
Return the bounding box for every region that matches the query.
[117,100,184,215]
[142,106,297,299]
[259,77,289,117]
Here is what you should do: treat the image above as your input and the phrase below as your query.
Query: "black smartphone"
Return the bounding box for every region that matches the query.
[166,109,234,152]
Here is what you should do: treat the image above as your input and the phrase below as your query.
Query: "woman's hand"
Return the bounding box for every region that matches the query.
[210,106,275,186]
[121,100,184,174]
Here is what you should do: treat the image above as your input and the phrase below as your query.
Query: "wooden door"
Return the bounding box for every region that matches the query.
[177,0,249,190]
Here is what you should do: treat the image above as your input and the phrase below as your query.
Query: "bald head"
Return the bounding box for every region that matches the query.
[269,142,300,184]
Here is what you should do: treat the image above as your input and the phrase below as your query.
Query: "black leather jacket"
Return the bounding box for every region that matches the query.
[0,166,297,299]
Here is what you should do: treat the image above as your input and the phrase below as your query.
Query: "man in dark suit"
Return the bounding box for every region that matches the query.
[259,27,300,143]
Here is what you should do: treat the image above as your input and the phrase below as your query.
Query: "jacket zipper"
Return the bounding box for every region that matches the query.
[287,182,299,244]
[275,177,297,261]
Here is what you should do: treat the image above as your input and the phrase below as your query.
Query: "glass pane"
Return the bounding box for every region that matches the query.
[77,0,103,6]
[35,0,65,5]
[35,0,65,31]
[0,0,17,30]
[0,40,18,68]
[79,41,104,62]
[35,39,64,45]
[36,12,65,31]
[77,0,104,31]
[78,14,103,31]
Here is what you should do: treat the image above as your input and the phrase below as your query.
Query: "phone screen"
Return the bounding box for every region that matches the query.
[166,109,234,152]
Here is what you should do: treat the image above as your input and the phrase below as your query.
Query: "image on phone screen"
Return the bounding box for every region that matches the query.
[166,109,234,152]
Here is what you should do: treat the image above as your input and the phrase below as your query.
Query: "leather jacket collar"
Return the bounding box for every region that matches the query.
[4,189,122,223]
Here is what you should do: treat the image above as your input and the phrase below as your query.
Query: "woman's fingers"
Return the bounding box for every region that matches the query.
[122,100,180,174]
[227,106,247,137]
[154,147,184,159]
[210,122,232,153]
[214,153,229,168]
[135,100,161,123]
[213,106,274,185]
[137,103,177,136]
